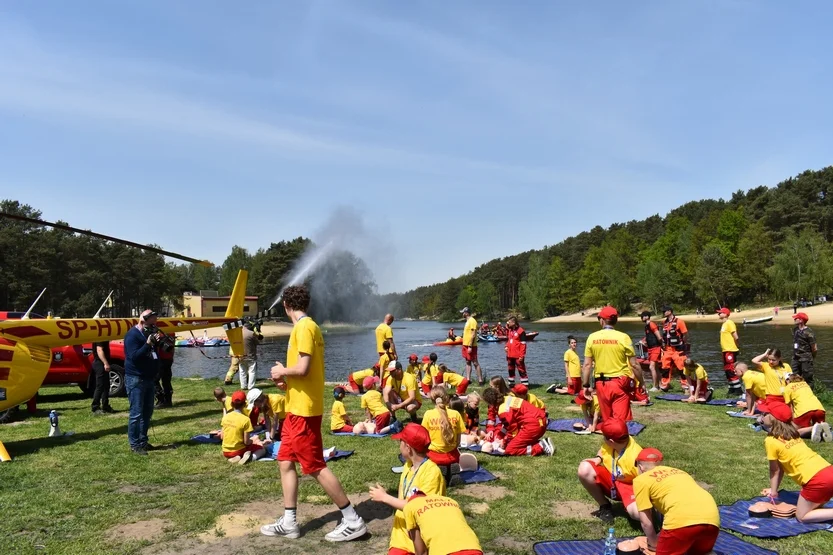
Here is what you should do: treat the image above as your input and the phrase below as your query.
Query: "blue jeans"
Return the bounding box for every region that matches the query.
[126,374,155,448]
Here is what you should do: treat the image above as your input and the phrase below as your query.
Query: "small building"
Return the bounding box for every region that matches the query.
[182,290,258,318]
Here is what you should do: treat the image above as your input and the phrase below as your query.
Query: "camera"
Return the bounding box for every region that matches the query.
[143,324,175,353]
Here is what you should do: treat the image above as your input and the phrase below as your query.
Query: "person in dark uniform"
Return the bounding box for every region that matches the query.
[792,312,818,387]
[91,340,114,415]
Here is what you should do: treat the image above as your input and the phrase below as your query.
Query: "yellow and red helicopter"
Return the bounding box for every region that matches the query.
[0,213,248,461]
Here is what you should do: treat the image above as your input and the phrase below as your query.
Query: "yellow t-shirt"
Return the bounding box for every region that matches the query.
[783,381,824,418]
[392,372,419,400]
[585,328,635,378]
[221,410,252,453]
[404,495,482,555]
[633,466,720,530]
[361,389,389,418]
[598,436,642,484]
[683,364,708,381]
[378,353,392,383]
[331,399,348,431]
[463,317,478,347]
[222,397,250,417]
[441,372,465,388]
[742,372,766,399]
[526,392,546,411]
[352,368,375,382]
[406,363,421,376]
[422,407,465,453]
[760,362,790,396]
[720,319,738,352]
[765,436,831,486]
[376,322,393,353]
[421,364,440,386]
[266,393,286,420]
[390,459,446,552]
[564,348,581,378]
[285,317,325,417]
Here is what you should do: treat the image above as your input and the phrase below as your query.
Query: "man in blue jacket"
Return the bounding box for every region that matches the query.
[124,309,163,455]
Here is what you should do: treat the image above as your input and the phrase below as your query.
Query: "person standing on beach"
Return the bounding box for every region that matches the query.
[660,306,689,391]
[376,314,397,359]
[717,307,743,396]
[461,307,483,386]
[263,285,367,542]
[792,312,817,387]
[582,306,643,422]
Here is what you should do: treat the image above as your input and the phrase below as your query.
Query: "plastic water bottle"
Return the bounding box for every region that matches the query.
[603,527,616,555]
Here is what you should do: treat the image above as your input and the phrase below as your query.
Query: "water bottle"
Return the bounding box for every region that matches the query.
[603,527,616,555]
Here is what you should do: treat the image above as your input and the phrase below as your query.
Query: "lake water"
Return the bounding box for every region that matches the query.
[170,319,833,387]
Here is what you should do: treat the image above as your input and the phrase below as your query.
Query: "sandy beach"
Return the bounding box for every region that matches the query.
[536,303,833,327]
[174,320,294,340]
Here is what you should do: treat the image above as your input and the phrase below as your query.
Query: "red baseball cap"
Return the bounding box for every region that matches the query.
[363,376,381,389]
[409,353,418,361]
[793,312,809,322]
[231,390,246,403]
[598,306,618,319]
[717,307,730,316]
[512,384,528,396]
[600,418,630,442]
[636,447,664,463]
[392,423,431,453]
[763,402,793,423]
[575,389,592,406]
[422,355,430,363]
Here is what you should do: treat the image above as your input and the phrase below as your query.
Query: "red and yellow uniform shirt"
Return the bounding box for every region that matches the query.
[783,381,825,417]
[361,389,389,418]
[524,392,546,411]
[564,348,581,378]
[765,436,831,486]
[285,317,325,417]
[390,459,445,553]
[598,436,642,484]
[584,328,635,378]
[331,399,348,431]
[404,495,482,555]
[221,410,252,453]
[497,396,546,438]
[633,466,720,530]
[505,326,527,358]
[422,408,465,453]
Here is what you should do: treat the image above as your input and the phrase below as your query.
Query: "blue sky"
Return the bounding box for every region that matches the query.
[1,1,832,294]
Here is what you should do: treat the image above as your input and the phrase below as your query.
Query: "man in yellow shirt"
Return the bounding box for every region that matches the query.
[369,424,446,555]
[718,307,743,396]
[264,285,367,542]
[385,361,422,423]
[632,448,720,554]
[735,363,765,416]
[404,492,483,555]
[376,314,396,358]
[582,306,643,422]
[460,307,483,386]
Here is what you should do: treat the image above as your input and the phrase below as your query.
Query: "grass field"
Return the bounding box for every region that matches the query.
[3,379,833,555]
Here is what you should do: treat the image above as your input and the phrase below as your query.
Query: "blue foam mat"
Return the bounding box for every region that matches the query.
[191,433,221,444]
[533,531,776,555]
[458,467,498,484]
[656,393,737,406]
[719,490,833,538]
[461,444,505,456]
[332,432,390,438]
[726,410,759,419]
[257,442,354,462]
[546,418,645,436]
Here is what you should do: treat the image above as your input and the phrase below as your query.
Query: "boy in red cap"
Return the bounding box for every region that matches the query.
[404,490,483,555]
[263,285,366,542]
[633,448,720,555]
[481,386,553,456]
[221,390,267,464]
[718,307,743,396]
[577,418,642,521]
[792,312,817,386]
[369,424,445,555]
[582,306,643,423]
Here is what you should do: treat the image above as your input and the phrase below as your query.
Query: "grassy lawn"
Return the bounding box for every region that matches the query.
[3,379,833,554]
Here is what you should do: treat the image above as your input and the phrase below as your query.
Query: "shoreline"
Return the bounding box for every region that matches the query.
[174,320,366,340]
[536,303,833,327]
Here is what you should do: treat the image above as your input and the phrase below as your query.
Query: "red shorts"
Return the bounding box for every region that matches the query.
[462,345,479,362]
[223,444,260,458]
[689,378,710,399]
[427,448,461,466]
[332,424,354,433]
[589,460,634,504]
[277,414,326,475]
[661,349,687,371]
[794,409,826,429]
[388,549,412,555]
[647,347,662,363]
[628,379,649,402]
[567,377,582,395]
[596,375,633,422]
[762,395,792,422]
[801,465,833,504]
[656,524,719,555]
[375,411,392,430]
[450,552,483,555]
[348,375,360,392]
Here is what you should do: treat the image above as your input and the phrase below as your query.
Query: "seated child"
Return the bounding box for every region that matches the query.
[683,358,714,403]
[577,418,642,520]
[422,386,465,480]
[248,386,287,442]
[463,392,481,433]
[354,376,398,435]
[481,386,553,456]
[438,364,470,395]
[404,491,483,555]
[221,390,266,464]
[761,413,833,523]
[784,373,831,442]
[405,353,421,378]
[348,365,379,394]
[736,362,765,414]
[331,386,354,433]
[574,387,601,434]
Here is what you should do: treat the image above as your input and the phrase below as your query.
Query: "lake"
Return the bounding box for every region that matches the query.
[170,319,833,388]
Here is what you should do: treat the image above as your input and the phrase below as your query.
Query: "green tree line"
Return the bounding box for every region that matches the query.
[385,166,833,320]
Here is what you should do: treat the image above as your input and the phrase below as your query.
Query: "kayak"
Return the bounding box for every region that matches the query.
[743,316,773,325]
[478,334,501,342]
[433,337,462,346]
[525,331,539,341]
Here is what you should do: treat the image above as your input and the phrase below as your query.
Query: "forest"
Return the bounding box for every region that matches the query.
[3,166,833,323]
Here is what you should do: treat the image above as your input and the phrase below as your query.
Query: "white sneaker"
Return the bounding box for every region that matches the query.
[822,422,833,443]
[239,451,253,465]
[649,387,659,392]
[324,517,367,542]
[261,516,300,538]
[227,456,241,464]
[546,437,555,455]
[811,423,822,443]
[540,438,554,456]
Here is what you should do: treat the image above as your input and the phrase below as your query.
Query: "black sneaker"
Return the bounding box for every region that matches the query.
[546,384,558,394]
[102,406,115,413]
[131,447,148,456]
[592,504,614,522]
[142,443,157,451]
